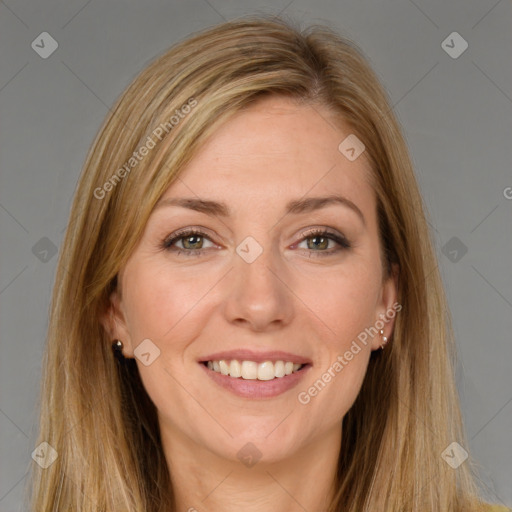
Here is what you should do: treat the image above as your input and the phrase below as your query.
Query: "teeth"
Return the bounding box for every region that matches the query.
[219,360,229,375]
[241,361,258,379]
[274,360,285,378]
[205,359,304,380]
[229,360,241,378]
[257,361,275,381]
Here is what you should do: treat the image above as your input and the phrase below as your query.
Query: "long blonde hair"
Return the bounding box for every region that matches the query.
[28,14,488,511]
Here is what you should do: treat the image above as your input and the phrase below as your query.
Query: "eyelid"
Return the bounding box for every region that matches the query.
[297,226,349,243]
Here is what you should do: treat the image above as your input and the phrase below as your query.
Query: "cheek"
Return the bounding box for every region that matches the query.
[312,265,381,347]
[302,261,382,421]
[300,285,376,430]
[123,261,215,342]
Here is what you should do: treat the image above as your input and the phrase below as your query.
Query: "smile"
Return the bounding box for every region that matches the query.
[198,350,312,399]
[204,359,304,380]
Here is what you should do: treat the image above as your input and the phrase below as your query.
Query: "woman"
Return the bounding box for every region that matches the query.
[28,15,507,512]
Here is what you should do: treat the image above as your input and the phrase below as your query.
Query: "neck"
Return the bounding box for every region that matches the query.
[160,424,342,512]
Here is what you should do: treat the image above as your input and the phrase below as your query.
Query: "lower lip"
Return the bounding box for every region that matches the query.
[199,363,312,399]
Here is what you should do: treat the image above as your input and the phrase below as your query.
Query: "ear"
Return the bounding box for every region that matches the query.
[99,287,135,358]
[370,263,400,351]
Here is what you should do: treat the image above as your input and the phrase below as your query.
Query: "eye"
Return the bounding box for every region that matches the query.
[161,228,215,256]
[160,227,351,258]
[295,228,351,257]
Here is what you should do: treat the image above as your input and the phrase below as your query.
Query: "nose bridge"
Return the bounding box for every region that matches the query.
[237,241,278,294]
[223,233,293,330]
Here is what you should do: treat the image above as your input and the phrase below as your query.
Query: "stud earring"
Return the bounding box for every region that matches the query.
[379,329,388,350]
[112,339,124,359]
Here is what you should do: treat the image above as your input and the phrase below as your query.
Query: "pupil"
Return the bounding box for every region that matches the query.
[184,235,202,249]
[309,236,327,250]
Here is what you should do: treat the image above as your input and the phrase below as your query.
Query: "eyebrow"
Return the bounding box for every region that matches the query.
[153,194,366,226]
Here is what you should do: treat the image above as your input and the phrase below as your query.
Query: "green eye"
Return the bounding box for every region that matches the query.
[296,229,351,257]
[161,227,351,258]
[162,228,214,256]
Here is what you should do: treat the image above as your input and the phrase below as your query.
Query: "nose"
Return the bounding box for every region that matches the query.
[222,241,294,332]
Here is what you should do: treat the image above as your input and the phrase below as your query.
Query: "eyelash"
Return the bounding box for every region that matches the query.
[160,227,351,258]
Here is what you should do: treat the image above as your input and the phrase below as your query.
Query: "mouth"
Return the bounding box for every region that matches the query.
[198,350,312,399]
[201,359,307,380]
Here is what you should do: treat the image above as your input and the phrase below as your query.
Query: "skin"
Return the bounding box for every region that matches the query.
[103,95,398,512]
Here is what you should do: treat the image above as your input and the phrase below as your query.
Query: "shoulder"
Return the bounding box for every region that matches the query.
[469,499,510,512]
[485,505,510,512]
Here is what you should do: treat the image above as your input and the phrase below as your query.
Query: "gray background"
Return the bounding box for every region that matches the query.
[1,0,511,510]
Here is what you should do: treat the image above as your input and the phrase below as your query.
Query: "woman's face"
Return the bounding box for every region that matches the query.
[106,95,397,465]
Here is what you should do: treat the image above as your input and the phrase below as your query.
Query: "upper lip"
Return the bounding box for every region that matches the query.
[199,349,312,365]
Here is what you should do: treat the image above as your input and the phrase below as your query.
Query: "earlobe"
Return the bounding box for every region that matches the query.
[379,329,388,350]
[373,263,400,351]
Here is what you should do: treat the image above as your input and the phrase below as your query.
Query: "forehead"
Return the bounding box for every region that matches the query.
[162,96,374,214]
